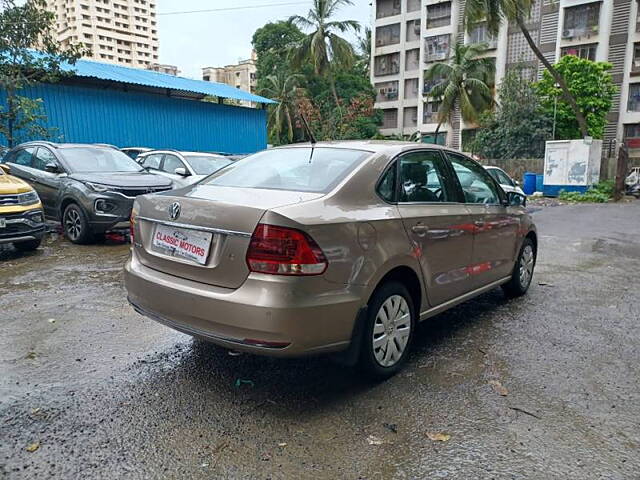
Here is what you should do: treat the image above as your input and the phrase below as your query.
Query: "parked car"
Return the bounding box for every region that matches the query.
[0,163,46,251]
[121,147,152,160]
[137,150,235,188]
[3,142,172,244]
[125,142,535,379]
[484,166,526,197]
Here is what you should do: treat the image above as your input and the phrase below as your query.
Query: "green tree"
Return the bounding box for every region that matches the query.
[251,21,304,95]
[473,67,551,159]
[261,73,304,145]
[535,55,617,140]
[0,0,88,147]
[465,0,590,137]
[288,0,360,107]
[424,42,494,143]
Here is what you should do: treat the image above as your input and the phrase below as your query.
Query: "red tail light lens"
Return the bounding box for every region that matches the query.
[246,224,328,276]
[129,210,136,243]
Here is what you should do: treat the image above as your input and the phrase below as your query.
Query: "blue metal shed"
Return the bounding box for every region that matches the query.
[0,58,274,154]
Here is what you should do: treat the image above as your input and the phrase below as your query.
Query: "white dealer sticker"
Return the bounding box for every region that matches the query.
[152,224,212,265]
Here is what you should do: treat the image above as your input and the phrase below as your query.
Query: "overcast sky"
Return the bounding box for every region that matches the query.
[156,0,372,78]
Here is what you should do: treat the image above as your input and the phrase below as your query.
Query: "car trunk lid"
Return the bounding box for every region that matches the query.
[134,184,323,288]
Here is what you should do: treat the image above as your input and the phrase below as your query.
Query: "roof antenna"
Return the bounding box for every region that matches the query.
[299,113,317,163]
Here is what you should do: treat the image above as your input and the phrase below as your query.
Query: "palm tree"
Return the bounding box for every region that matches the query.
[289,0,360,106]
[425,43,494,144]
[465,0,589,138]
[261,73,303,144]
[356,26,371,75]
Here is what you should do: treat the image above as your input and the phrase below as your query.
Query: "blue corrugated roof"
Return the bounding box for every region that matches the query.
[65,58,275,104]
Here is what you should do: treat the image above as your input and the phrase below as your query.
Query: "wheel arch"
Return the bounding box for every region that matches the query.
[368,264,423,315]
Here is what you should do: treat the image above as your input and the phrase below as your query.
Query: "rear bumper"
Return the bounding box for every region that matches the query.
[124,254,365,357]
[0,208,46,244]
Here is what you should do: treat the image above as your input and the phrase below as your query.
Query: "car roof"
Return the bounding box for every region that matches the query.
[139,150,227,157]
[15,141,117,150]
[272,140,459,156]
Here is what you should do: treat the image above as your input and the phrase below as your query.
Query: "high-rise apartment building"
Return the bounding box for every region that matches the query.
[46,0,159,69]
[372,0,640,159]
[202,52,257,106]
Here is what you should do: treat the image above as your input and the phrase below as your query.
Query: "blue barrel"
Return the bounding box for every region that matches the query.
[535,174,544,193]
[523,172,537,195]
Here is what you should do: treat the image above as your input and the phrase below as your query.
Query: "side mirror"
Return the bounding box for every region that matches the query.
[174,167,190,177]
[0,163,10,174]
[506,191,527,207]
[45,162,61,174]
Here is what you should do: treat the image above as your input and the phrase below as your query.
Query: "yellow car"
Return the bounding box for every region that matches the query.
[0,163,46,251]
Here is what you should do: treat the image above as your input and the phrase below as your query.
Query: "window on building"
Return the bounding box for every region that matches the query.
[374,52,400,76]
[403,107,418,127]
[404,78,419,99]
[406,0,421,13]
[423,101,441,123]
[633,43,640,73]
[628,84,640,111]
[560,43,597,61]
[424,34,450,62]
[426,2,451,29]
[406,19,420,42]
[405,49,420,71]
[376,23,401,47]
[624,124,640,148]
[376,81,399,102]
[468,22,497,49]
[381,108,398,129]
[376,0,401,19]
[423,72,445,96]
[563,2,601,39]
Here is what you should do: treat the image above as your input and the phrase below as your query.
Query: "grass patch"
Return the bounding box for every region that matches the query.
[559,180,614,203]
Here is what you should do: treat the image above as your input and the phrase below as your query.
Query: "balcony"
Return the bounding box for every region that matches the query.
[561,25,599,40]
[376,81,400,102]
[425,50,448,62]
[374,53,400,77]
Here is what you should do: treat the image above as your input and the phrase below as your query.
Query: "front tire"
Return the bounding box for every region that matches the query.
[63,204,93,244]
[359,281,416,380]
[502,237,536,298]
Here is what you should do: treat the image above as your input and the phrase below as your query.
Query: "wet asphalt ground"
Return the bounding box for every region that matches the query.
[1,202,639,479]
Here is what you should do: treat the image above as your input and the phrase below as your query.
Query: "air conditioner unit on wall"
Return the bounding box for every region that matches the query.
[562,29,575,39]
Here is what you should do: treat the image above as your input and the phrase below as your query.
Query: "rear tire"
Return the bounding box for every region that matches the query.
[14,238,42,252]
[359,281,416,380]
[63,203,93,245]
[502,237,536,298]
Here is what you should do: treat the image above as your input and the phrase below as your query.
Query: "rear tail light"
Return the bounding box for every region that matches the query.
[246,223,328,276]
[129,209,137,243]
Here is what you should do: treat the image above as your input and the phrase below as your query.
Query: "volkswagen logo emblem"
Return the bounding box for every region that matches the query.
[169,202,181,221]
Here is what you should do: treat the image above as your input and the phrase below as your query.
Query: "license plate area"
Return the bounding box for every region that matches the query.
[152,224,213,265]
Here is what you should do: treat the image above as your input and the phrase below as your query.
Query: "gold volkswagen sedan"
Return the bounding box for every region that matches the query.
[125,142,536,378]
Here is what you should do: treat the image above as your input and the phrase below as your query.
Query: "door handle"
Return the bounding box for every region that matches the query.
[411,224,429,236]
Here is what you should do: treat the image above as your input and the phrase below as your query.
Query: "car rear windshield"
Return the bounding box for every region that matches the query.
[60,147,144,173]
[204,147,371,193]
[185,155,233,176]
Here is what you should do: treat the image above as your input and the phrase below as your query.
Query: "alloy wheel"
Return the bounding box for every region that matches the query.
[64,208,82,241]
[372,295,411,367]
[519,245,534,288]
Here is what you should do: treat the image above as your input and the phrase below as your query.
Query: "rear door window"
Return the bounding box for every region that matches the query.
[205,147,371,193]
[398,150,451,203]
[11,148,36,167]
